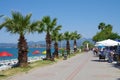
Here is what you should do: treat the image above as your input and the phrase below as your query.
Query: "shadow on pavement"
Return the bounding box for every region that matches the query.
[91,59,108,62]
[111,63,120,70]
[117,78,120,80]
[92,59,120,69]
[91,60,100,62]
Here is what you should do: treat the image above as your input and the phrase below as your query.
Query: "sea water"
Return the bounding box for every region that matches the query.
[0,48,52,61]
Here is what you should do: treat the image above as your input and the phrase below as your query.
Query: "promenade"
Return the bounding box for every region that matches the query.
[7,51,120,80]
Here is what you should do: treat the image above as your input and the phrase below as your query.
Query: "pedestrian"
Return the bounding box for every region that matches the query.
[108,50,114,63]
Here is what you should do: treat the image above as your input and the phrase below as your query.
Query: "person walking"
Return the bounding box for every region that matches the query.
[108,50,114,63]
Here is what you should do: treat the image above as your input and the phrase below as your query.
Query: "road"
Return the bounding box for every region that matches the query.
[7,51,120,80]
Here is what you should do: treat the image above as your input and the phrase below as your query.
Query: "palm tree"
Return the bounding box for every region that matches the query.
[51,26,62,58]
[41,16,61,59]
[98,22,105,30]
[71,31,81,52]
[64,31,72,55]
[105,24,113,32]
[0,11,39,67]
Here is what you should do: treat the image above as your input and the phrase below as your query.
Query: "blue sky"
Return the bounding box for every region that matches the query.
[0,0,120,43]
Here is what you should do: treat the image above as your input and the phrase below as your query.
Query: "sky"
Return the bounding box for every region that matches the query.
[0,0,120,43]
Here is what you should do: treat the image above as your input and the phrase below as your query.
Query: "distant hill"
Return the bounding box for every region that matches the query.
[57,38,94,48]
[27,41,46,48]
[0,38,94,48]
[78,38,95,45]
[0,43,17,48]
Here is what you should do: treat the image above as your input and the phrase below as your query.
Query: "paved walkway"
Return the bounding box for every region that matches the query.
[7,51,120,80]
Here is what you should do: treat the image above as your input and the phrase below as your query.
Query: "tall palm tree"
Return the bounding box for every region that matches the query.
[0,11,39,67]
[51,26,62,58]
[98,22,105,30]
[71,31,81,52]
[41,16,60,59]
[64,31,72,55]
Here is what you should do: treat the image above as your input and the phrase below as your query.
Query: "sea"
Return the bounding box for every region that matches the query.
[0,48,54,61]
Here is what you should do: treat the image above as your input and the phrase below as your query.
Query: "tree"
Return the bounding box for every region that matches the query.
[98,22,105,30]
[93,22,120,42]
[64,31,72,55]
[51,26,62,58]
[105,24,112,32]
[0,11,39,67]
[71,31,81,52]
[41,16,61,59]
[108,33,120,40]
[93,31,108,42]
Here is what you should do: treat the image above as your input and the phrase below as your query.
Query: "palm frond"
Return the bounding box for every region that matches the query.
[58,33,64,41]
[64,31,70,40]
[28,21,39,33]
[23,13,32,27]
[42,16,50,25]
[54,25,62,31]
[51,18,57,26]
[37,21,44,33]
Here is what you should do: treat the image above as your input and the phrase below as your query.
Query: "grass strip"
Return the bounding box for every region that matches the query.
[0,60,55,80]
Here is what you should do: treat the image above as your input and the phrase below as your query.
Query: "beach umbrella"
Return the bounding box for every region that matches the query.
[96,39,120,46]
[0,51,13,61]
[32,50,40,54]
[0,51,13,57]
[42,50,46,54]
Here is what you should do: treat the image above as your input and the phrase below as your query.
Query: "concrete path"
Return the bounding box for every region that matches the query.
[7,51,120,80]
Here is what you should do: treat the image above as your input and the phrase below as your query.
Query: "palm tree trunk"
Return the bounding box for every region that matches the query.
[18,35,28,67]
[46,33,51,59]
[54,42,59,58]
[74,40,77,52]
[66,40,70,55]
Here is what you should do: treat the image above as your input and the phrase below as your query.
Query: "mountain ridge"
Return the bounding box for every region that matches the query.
[0,38,94,48]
